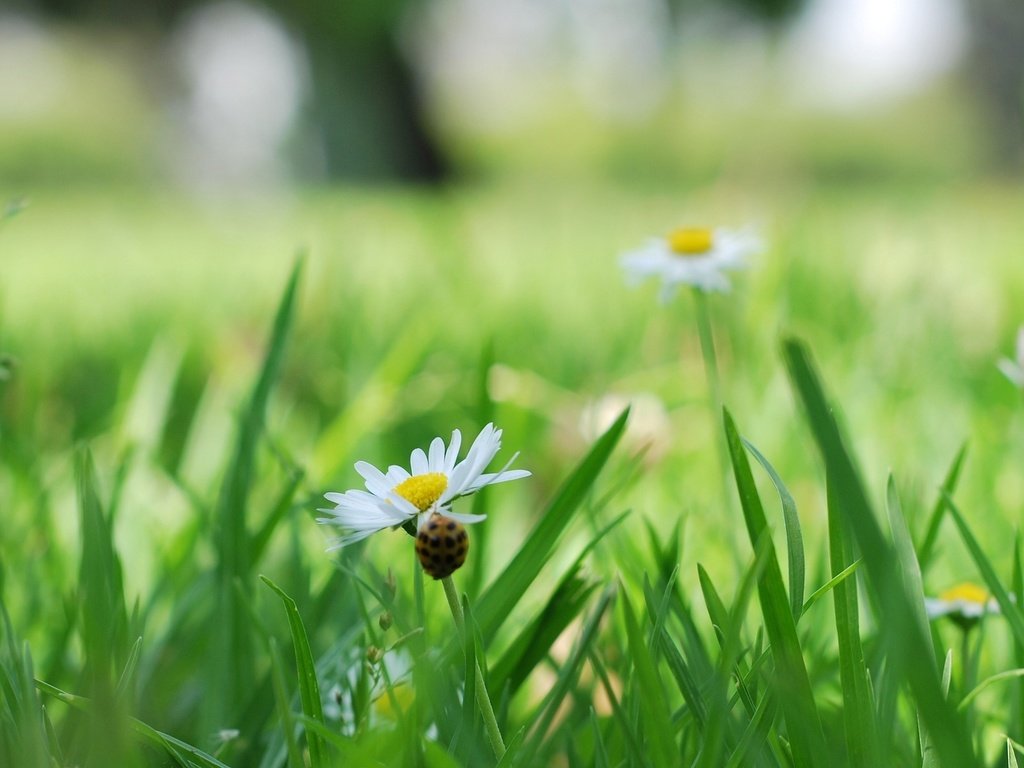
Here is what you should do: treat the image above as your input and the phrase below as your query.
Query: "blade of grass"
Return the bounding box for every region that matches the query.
[588,648,649,767]
[490,510,627,695]
[799,560,860,618]
[517,585,616,767]
[724,690,779,768]
[696,532,774,768]
[917,442,968,574]
[212,258,301,725]
[943,493,1024,645]
[782,337,977,768]
[1014,532,1024,742]
[35,680,231,768]
[474,408,629,640]
[743,438,804,619]
[723,408,828,768]
[825,470,878,768]
[260,575,327,768]
[268,637,305,768]
[621,588,677,768]
[467,340,497,598]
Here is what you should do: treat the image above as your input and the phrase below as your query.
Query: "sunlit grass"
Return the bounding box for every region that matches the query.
[3,179,1024,765]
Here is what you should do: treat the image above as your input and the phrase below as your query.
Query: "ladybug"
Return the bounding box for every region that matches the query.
[415,514,469,579]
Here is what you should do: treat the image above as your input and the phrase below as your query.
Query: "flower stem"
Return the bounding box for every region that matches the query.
[441,575,506,759]
[692,288,732,509]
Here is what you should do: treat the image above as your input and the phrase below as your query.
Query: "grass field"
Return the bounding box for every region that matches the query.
[3,176,1024,766]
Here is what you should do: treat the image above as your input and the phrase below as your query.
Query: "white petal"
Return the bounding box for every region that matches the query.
[998,359,1024,388]
[410,448,428,475]
[446,511,487,525]
[444,429,462,472]
[465,468,532,492]
[428,436,446,472]
[354,461,392,498]
[386,465,411,484]
[924,598,951,619]
[449,424,500,494]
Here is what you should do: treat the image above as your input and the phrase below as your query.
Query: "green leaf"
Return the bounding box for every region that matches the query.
[800,560,860,618]
[826,470,878,768]
[723,408,828,768]
[213,258,302,723]
[917,442,968,574]
[474,408,629,640]
[517,585,616,767]
[697,532,775,768]
[268,637,305,768]
[490,510,626,696]
[782,337,978,768]
[621,588,677,768]
[35,680,231,768]
[943,493,1024,647]
[261,575,327,768]
[743,437,804,619]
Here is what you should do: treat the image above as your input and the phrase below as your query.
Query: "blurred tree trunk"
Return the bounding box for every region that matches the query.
[269,0,448,182]
[965,0,1024,173]
[303,30,447,181]
[22,0,449,182]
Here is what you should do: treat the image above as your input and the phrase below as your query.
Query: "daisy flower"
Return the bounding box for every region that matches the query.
[925,582,1000,628]
[620,226,761,300]
[318,423,530,549]
[998,326,1024,389]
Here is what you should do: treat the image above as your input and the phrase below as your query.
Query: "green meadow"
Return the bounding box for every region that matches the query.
[3,173,1024,767]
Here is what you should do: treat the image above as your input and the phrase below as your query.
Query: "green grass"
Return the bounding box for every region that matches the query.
[3,179,1024,765]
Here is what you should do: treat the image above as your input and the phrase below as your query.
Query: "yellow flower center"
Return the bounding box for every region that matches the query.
[667,227,714,256]
[939,583,988,605]
[394,472,448,511]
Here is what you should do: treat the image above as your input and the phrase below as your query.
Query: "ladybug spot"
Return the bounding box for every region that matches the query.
[455,546,465,557]
[418,533,428,543]
[444,536,456,548]
[428,520,439,531]
[446,521,457,531]
[445,554,455,564]
[429,536,439,546]
[431,554,442,563]
[457,531,468,542]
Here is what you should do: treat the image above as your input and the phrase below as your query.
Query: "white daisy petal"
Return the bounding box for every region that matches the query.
[444,429,462,472]
[446,511,488,525]
[999,358,1024,389]
[465,468,532,492]
[461,424,502,486]
[386,465,411,484]
[410,448,429,475]
[428,436,445,472]
[354,461,390,492]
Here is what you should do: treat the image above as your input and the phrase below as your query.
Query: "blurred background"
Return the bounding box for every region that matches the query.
[1,0,1022,189]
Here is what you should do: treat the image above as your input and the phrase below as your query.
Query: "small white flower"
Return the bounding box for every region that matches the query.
[318,423,530,549]
[998,326,1024,389]
[620,226,761,300]
[924,582,1000,625]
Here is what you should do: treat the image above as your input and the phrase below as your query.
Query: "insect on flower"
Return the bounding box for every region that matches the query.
[415,514,470,579]
[318,423,529,578]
